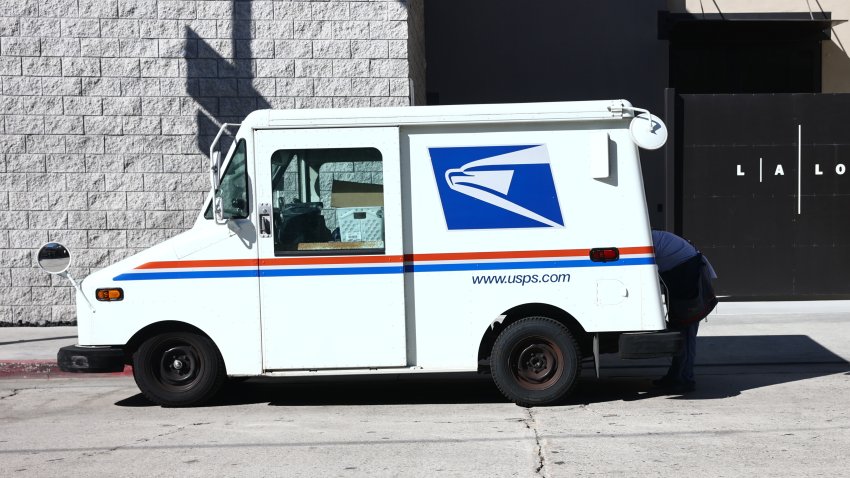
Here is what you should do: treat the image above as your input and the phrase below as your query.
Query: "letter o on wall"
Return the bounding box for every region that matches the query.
[837,164,847,175]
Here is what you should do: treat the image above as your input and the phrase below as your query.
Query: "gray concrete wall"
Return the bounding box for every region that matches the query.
[0,0,424,325]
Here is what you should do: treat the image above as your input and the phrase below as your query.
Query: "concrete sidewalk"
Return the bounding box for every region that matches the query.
[0,326,130,378]
[0,326,77,361]
[1,301,848,378]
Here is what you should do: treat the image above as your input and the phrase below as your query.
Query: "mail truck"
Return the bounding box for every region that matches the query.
[42,100,678,407]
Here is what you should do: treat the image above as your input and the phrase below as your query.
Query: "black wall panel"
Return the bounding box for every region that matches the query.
[679,94,850,299]
[424,0,671,228]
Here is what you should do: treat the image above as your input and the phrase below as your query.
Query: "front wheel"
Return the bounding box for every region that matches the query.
[132,331,225,407]
[490,317,581,407]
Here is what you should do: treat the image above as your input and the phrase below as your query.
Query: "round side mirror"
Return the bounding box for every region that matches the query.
[37,242,72,275]
[629,112,668,150]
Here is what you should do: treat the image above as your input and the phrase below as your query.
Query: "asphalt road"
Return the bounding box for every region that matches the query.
[2,308,849,477]
[1,363,848,477]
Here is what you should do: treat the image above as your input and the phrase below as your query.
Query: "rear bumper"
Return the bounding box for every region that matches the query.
[618,331,682,359]
[57,345,126,373]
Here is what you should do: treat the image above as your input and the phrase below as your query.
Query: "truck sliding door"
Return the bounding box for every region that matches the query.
[254,127,407,370]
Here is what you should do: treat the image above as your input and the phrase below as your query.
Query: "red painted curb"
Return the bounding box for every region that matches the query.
[0,360,133,379]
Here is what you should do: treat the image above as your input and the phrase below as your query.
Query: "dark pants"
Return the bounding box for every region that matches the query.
[665,321,699,385]
[659,254,704,385]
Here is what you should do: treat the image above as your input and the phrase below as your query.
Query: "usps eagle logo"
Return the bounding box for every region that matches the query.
[428,145,564,230]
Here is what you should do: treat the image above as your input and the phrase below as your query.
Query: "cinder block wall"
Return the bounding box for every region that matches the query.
[0,0,425,325]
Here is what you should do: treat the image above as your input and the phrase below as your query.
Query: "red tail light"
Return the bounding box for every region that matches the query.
[589,247,619,262]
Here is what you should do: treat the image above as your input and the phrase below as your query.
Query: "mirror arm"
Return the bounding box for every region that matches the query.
[608,105,654,129]
[37,242,96,314]
[209,153,220,191]
[209,122,241,192]
[60,271,96,314]
[610,105,668,150]
[214,196,225,224]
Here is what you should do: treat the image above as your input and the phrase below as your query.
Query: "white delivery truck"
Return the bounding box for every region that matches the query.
[40,100,679,407]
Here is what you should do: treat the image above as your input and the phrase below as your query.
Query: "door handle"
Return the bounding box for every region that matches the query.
[259,203,272,238]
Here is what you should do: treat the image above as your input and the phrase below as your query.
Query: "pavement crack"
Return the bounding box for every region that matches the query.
[82,425,191,457]
[0,389,20,400]
[523,409,546,477]
[151,425,188,441]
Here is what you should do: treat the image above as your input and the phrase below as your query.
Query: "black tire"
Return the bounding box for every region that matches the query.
[132,331,226,407]
[490,317,581,407]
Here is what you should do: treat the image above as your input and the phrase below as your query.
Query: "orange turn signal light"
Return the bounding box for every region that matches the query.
[95,288,124,302]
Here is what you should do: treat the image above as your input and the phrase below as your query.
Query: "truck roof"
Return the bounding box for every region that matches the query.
[244,99,634,129]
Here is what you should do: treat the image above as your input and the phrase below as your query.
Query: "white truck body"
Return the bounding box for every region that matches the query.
[54,100,673,406]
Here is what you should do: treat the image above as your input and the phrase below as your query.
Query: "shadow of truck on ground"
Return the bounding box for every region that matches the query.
[116,335,849,407]
[589,334,850,403]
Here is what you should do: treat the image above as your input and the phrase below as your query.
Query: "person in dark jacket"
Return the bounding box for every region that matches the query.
[651,230,717,393]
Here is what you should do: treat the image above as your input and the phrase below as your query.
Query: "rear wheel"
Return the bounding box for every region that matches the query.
[490,317,581,407]
[132,331,225,407]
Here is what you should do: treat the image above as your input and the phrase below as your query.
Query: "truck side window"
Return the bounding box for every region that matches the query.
[270,148,384,255]
[206,139,249,220]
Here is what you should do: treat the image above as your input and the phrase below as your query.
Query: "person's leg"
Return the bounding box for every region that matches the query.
[679,321,699,387]
[655,326,687,386]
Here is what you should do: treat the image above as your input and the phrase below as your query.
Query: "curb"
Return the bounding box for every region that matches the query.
[0,360,133,379]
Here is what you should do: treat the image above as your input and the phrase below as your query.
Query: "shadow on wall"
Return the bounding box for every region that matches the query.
[816,0,850,82]
[185,0,271,158]
[823,39,850,92]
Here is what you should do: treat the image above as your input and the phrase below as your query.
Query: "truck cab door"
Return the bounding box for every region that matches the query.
[254,127,407,370]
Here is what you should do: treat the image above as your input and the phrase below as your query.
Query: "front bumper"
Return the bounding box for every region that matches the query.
[618,331,682,359]
[57,345,126,373]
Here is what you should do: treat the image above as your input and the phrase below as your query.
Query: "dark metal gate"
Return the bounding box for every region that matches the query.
[672,93,850,299]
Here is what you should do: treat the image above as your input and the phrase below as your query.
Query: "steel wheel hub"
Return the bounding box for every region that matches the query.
[160,346,199,386]
[510,337,565,390]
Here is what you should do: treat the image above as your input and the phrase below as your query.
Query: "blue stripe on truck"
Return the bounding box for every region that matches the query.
[112,257,655,281]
